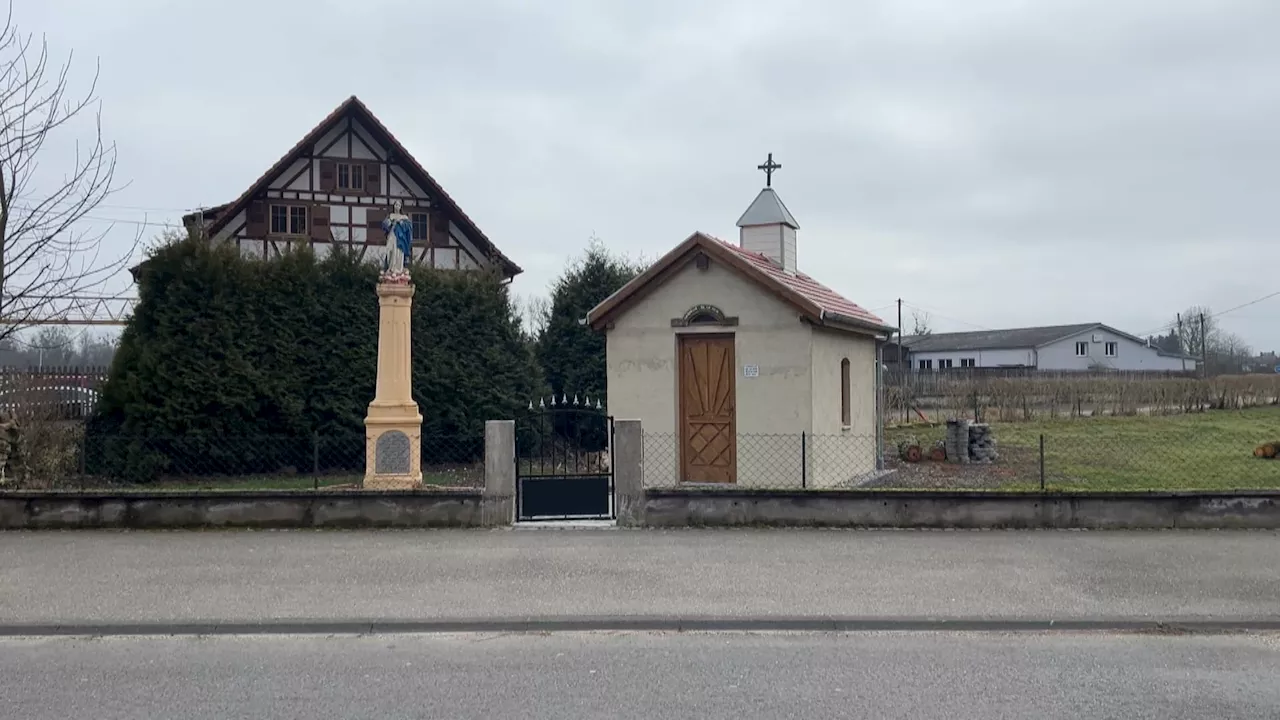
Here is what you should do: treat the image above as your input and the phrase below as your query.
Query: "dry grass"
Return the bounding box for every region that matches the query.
[884,406,1280,491]
[885,374,1280,424]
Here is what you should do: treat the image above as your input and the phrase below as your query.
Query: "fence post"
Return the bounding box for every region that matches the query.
[801,431,807,489]
[1039,434,1046,491]
[613,419,644,527]
[312,432,319,491]
[482,420,516,526]
[79,431,88,491]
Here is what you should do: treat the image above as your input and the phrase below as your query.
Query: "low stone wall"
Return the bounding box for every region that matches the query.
[0,490,486,530]
[642,488,1280,529]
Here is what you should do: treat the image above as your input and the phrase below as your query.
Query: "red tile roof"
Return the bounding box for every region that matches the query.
[587,232,893,335]
[716,238,888,327]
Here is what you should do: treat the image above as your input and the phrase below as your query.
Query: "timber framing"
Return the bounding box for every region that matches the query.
[181,96,521,279]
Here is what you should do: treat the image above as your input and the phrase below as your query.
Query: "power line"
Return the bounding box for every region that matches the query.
[900,300,991,331]
[1133,289,1280,338]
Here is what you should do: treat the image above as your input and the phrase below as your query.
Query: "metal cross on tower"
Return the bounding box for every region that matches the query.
[757,153,782,187]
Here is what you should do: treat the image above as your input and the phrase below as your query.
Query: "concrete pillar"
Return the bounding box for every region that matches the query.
[613,419,644,527]
[483,420,515,526]
[365,281,423,489]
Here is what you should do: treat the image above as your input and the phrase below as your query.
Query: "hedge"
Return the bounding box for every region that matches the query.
[87,237,540,481]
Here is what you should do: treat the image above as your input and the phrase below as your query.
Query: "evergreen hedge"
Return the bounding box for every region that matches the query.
[533,241,645,452]
[87,237,540,481]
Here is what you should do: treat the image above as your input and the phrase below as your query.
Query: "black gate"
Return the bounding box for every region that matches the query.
[515,397,614,522]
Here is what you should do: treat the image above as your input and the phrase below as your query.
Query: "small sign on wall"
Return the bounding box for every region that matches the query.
[743,364,759,378]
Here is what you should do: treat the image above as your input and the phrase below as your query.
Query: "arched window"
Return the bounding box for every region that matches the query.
[840,358,851,427]
[686,310,721,325]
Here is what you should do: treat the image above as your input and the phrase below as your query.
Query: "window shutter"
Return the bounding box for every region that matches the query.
[365,165,381,196]
[310,205,331,241]
[245,200,267,237]
[318,160,336,192]
[367,208,388,243]
[430,211,451,247]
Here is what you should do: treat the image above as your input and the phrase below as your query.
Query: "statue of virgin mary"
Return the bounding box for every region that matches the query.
[380,200,414,276]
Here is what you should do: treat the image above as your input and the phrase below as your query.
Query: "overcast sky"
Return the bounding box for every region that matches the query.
[15,0,1280,352]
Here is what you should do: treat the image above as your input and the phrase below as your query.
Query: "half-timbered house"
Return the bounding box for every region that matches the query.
[181,96,521,279]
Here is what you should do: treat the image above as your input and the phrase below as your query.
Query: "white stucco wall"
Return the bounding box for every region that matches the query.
[807,327,878,487]
[1037,329,1192,371]
[605,255,813,486]
[910,348,1035,369]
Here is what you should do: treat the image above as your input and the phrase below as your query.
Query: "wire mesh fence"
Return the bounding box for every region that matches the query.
[0,433,485,491]
[644,422,1280,492]
[642,433,884,489]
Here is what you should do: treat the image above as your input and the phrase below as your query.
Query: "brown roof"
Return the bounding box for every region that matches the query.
[202,95,521,278]
[586,232,894,335]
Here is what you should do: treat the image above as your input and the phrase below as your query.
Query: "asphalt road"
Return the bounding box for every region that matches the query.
[4,631,1279,719]
[3,529,1279,627]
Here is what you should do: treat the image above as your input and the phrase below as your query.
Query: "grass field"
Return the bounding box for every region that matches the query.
[885,406,1280,491]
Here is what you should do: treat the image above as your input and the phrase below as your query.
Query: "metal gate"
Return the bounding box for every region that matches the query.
[515,397,614,522]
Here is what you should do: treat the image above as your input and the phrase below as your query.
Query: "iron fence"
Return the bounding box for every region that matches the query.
[0,433,484,490]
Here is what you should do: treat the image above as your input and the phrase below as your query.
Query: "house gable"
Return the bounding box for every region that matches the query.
[184,96,520,279]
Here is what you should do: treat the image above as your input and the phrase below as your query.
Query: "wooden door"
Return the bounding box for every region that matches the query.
[678,334,737,483]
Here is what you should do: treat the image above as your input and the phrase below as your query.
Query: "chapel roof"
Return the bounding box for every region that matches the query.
[586,232,893,336]
[735,187,799,229]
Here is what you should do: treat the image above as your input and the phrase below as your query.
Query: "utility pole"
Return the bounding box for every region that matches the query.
[1177,313,1186,372]
[1199,313,1207,378]
[897,299,904,423]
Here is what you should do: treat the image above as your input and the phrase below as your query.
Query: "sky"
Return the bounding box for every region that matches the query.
[12,0,1280,352]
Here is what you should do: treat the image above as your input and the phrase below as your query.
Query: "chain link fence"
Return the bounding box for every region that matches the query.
[643,433,884,489]
[0,433,484,490]
[644,421,1280,491]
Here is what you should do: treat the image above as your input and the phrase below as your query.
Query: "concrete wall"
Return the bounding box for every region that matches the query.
[1038,329,1190,371]
[640,488,1280,529]
[606,255,813,486]
[808,326,878,487]
[0,490,485,530]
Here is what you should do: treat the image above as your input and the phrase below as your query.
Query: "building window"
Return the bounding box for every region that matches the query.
[840,358,851,427]
[1075,341,1088,357]
[269,205,307,235]
[270,205,287,234]
[918,359,933,371]
[939,359,953,369]
[960,358,976,368]
[1105,341,1118,357]
[411,213,430,241]
[337,162,364,191]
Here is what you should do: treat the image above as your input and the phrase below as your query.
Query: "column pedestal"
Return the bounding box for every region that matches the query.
[364,281,423,489]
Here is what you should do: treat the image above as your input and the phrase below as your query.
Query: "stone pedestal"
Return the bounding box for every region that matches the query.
[364,281,423,489]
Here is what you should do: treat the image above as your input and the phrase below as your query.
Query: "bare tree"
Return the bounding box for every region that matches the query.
[516,293,550,342]
[0,5,139,344]
[910,309,933,337]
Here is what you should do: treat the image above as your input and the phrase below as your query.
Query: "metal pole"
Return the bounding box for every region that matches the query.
[875,340,885,471]
[801,431,807,489]
[897,299,904,423]
[1039,434,1046,491]
[312,432,319,491]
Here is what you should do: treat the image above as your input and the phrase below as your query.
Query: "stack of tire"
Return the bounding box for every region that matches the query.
[968,423,998,463]
[945,419,971,465]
